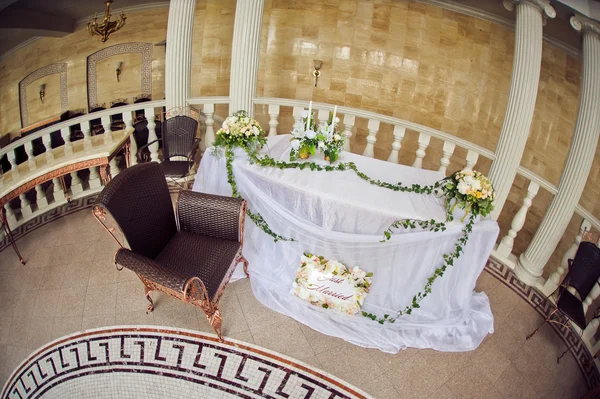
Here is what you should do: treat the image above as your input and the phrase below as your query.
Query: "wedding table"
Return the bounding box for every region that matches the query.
[192,135,499,353]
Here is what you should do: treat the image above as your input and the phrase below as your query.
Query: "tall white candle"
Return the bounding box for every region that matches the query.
[330,105,337,135]
[306,101,312,130]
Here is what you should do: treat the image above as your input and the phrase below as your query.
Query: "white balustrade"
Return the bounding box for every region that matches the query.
[495,181,540,264]
[35,184,48,209]
[343,114,355,152]
[4,203,17,227]
[25,141,36,170]
[60,127,72,154]
[387,126,406,163]
[292,106,303,125]
[8,150,19,176]
[317,109,329,127]
[101,116,112,143]
[42,134,54,162]
[81,121,92,150]
[19,193,32,219]
[465,150,479,170]
[145,108,160,162]
[438,141,456,175]
[202,103,215,153]
[70,171,84,194]
[362,119,380,158]
[268,104,280,137]
[89,167,102,189]
[52,178,65,202]
[412,132,431,169]
[122,112,136,166]
[539,219,592,296]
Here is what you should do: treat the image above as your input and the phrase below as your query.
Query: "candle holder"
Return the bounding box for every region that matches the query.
[313,60,323,87]
[116,62,122,82]
[39,84,45,104]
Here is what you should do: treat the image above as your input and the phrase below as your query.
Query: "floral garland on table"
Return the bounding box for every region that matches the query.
[212,110,495,325]
[291,253,372,315]
[289,109,345,162]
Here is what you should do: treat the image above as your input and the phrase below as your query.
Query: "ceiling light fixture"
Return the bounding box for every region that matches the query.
[87,1,127,43]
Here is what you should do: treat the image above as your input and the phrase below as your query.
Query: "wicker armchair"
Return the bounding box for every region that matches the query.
[93,162,248,340]
[526,241,600,362]
[137,115,200,189]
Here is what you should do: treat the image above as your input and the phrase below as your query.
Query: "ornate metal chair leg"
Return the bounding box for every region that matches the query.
[144,286,154,312]
[526,308,558,340]
[204,306,223,341]
[557,346,571,363]
[242,256,249,278]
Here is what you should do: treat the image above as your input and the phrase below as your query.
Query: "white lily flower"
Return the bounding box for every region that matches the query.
[306,129,317,139]
[291,139,301,150]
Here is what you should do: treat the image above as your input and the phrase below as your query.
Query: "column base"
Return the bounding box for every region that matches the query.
[515,253,544,286]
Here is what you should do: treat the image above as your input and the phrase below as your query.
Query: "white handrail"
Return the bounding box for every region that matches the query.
[187,97,231,105]
[254,97,496,161]
[0,100,166,157]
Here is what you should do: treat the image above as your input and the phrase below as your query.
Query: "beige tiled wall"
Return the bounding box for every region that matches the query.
[190,0,236,97]
[95,52,144,107]
[0,7,168,135]
[25,73,62,126]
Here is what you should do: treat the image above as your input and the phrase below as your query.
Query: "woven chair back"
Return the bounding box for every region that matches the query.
[162,115,198,159]
[95,162,177,259]
[568,241,600,300]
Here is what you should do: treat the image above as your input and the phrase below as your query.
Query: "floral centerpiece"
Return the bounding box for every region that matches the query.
[289,103,345,163]
[442,169,495,222]
[291,253,372,315]
[213,110,266,150]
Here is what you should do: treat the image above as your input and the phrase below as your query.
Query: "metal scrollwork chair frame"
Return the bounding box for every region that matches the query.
[93,162,249,341]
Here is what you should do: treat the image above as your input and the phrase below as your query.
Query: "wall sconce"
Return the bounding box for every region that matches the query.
[39,84,45,104]
[313,60,323,87]
[116,62,122,82]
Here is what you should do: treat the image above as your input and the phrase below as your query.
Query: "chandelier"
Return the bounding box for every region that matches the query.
[87,1,127,43]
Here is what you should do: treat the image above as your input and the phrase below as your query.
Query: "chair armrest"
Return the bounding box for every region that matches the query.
[177,190,246,242]
[115,248,187,291]
[188,138,202,162]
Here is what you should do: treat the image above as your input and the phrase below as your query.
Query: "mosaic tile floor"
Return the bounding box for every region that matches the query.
[0,208,590,398]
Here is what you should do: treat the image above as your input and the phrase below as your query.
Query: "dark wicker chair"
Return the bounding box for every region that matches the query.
[526,241,600,362]
[137,115,200,190]
[93,162,248,340]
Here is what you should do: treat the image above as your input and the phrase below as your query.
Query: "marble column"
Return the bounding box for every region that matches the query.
[488,0,555,219]
[229,0,264,116]
[165,0,196,112]
[516,15,600,285]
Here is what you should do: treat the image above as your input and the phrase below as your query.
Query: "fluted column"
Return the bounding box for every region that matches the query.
[229,0,264,116]
[165,0,196,111]
[516,16,600,285]
[488,0,555,219]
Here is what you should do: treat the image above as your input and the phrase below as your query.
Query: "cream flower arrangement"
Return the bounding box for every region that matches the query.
[213,110,266,149]
[291,253,372,315]
[289,105,345,163]
[442,169,495,222]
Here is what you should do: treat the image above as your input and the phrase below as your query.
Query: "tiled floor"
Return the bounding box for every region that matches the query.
[0,209,589,398]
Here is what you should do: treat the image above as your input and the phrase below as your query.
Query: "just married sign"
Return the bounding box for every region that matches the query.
[291,254,372,315]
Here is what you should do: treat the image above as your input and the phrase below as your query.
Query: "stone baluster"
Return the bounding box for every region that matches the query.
[293,106,304,125]
[540,219,592,296]
[165,0,195,111]
[317,109,329,127]
[109,158,120,178]
[229,0,264,116]
[35,184,48,209]
[145,108,160,162]
[488,0,555,219]
[362,119,380,158]
[81,121,92,150]
[123,111,136,166]
[24,141,36,170]
[70,171,84,194]
[19,193,32,219]
[89,167,102,189]
[60,127,73,155]
[438,141,456,174]
[42,134,54,162]
[496,181,540,259]
[517,16,600,286]
[464,150,479,171]
[268,104,280,137]
[101,116,112,143]
[387,126,406,163]
[412,132,431,168]
[52,177,66,202]
[8,150,19,176]
[202,103,215,153]
[343,114,355,152]
[4,203,17,227]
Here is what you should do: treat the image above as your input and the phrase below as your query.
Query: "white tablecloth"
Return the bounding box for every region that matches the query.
[193,135,499,353]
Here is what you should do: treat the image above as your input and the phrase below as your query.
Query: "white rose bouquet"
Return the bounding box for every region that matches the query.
[442,169,495,222]
[290,110,344,163]
[214,110,266,150]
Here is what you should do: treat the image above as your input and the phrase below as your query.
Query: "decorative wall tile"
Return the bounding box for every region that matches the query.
[18,63,68,127]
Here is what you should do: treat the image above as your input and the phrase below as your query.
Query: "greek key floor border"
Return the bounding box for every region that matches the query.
[1,204,597,389]
[485,258,600,389]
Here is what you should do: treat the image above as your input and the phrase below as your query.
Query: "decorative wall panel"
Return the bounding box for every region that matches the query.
[87,42,153,109]
[18,63,68,127]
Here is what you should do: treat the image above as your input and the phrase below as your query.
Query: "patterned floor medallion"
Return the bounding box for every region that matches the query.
[1,327,372,399]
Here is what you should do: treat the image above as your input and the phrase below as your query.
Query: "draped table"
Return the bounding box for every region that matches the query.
[192,135,499,353]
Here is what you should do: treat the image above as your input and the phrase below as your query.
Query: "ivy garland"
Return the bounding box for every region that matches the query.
[219,143,479,325]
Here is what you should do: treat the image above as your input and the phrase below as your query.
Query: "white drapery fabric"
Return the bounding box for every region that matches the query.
[193,135,499,353]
